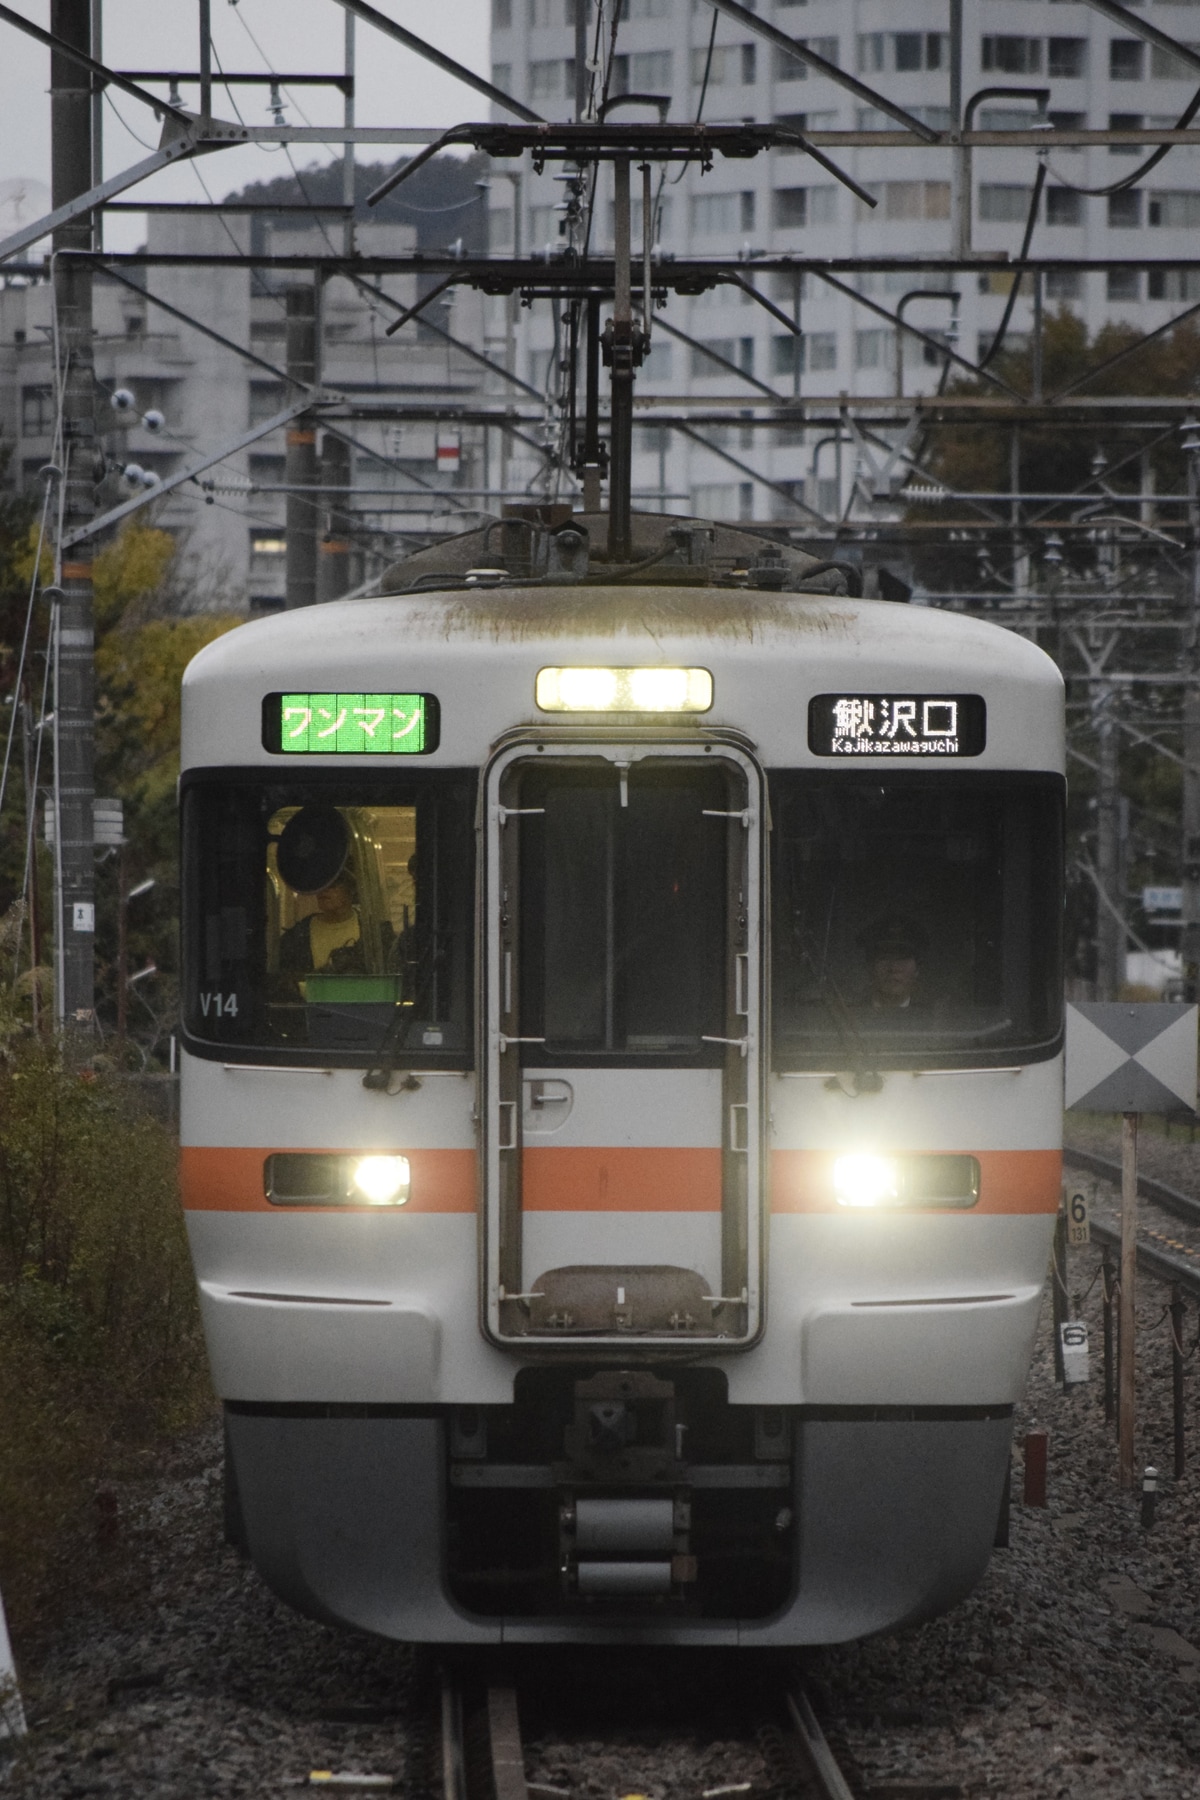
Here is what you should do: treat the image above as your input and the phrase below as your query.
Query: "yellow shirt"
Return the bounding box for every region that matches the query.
[308,911,361,971]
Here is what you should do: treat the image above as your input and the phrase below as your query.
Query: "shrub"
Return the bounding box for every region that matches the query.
[0,1041,210,1639]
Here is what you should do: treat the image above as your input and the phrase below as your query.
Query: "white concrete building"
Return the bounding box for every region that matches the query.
[489,0,1200,527]
[0,214,490,611]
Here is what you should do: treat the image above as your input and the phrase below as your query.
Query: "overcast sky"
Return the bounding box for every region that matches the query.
[0,0,492,253]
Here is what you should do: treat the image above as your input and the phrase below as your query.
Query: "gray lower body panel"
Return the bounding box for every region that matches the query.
[226,1408,1011,1646]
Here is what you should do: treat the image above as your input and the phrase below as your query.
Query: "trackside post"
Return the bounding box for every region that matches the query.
[0,1582,26,1740]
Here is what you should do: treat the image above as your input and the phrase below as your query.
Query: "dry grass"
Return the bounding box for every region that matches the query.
[0,1041,211,1643]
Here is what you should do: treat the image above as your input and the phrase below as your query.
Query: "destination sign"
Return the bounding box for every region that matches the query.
[808,693,986,758]
[262,692,439,755]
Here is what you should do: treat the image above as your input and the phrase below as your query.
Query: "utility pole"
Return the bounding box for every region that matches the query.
[1095,678,1124,1000]
[51,0,97,1040]
[317,430,352,603]
[1182,419,1200,1003]
[285,285,318,609]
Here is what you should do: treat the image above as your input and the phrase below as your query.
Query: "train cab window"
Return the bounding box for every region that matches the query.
[769,772,1063,1069]
[181,772,473,1064]
[515,760,730,1064]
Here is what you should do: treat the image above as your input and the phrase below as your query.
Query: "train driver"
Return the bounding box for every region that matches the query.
[859,916,927,1012]
[278,866,366,980]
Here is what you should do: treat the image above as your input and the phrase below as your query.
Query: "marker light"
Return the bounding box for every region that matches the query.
[351,1154,411,1206]
[536,666,713,713]
[833,1153,900,1208]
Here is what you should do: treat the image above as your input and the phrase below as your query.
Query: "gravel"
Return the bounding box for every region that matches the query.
[5,1130,1200,1799]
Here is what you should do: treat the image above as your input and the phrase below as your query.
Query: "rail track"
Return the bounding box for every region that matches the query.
[1063,1146,1200,1300]
[436,1663,861,1800]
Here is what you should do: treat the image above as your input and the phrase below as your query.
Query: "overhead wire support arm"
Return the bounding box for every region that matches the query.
[333,0,544,123]
[0,3,191,125]
[704,0,940,143]
[60,400,323,549]
[0,143,202,265]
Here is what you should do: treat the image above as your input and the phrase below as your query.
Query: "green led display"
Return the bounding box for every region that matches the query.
[267,692,435,754]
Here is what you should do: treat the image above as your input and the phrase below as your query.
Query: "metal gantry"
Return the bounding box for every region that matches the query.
[6,0,1200,1029]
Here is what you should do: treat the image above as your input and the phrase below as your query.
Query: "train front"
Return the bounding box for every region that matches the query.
[179,520,1064,1645]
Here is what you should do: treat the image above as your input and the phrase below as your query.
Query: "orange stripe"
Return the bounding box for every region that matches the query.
[60,562,91,579]
[770,1148,1062,1215]
[180,1145,476,1213]
[522,1146,722,1212]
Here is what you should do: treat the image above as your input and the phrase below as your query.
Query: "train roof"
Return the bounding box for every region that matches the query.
[182,582,1064,774]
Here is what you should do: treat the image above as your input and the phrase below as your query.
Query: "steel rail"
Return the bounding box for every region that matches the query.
[1063,1146,1200,1231]
[786,1688,858,1800]
[1089,1219,1200,1302]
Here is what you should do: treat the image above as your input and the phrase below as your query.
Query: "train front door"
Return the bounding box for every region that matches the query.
[483,740,764,1347]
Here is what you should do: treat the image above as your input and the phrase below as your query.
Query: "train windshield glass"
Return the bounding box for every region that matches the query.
[769,771,1063,1069]
[181,772,473,1064]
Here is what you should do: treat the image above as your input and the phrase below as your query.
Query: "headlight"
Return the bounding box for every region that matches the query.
[831,1153,981,1210]
[833,1153,900,1208]
[535,666,713,713]
[265,1152,411,1206]
[351,1155,411,1205]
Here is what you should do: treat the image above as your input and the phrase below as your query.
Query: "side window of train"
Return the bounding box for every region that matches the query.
[182,774,474,1064]
[768,771,1064,1070]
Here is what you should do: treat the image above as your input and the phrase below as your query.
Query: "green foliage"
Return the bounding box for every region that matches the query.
[0,1038,210,1639]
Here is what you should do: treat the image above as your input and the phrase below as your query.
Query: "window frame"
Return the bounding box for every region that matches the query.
[180,764,477,1069]
[767,768,1065,1074]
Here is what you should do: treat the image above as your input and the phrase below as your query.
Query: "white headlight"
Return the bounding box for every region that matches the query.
[833,1153,900,1208]
[535,666,713,713]
[351,1154,411,1205]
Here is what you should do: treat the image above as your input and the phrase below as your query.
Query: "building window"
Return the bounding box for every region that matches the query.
[640,340,673,379]
[982,37,1043,76]
[688,337,755,377]
[1151,42,1200,80]
[1047,38,1087,79]
[529,58,569,98]
[855,329,894,371]
[493,0,511,27]
[774,187,808,229]
[890,32,947,72]
[1110,39,1145,80]
[691,482,739,519]
[689,191,754,235]
[1148,189,1200,226]
[1108,189,1143,227]
[249,531,287,580]
[20,385,54,435]
[621,0,670,16]
[774,36,838,80]
[864,179,949,221]
[1048,109,1086,150]
[1045,188,1084,226]
[1108,114,1144,156]
[807,331,837,371]
[979,184,1035,223]
[1107,269,1140,300]
[1046,269,1083,301]
[248,454,287,485]
[772,334,806,377]
[529,0,561,23]
[492,63,512,92]
[249,381,288,425]
[1148,268,1200,301]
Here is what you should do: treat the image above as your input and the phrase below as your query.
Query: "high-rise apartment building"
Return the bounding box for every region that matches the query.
[489,0,1200,526]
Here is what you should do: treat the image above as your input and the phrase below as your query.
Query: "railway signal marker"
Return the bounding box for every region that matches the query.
[1066,1003,1199,1489]
[1065,1002,1198,1116]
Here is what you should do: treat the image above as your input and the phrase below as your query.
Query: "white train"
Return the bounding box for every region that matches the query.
[179,512,1064,1645]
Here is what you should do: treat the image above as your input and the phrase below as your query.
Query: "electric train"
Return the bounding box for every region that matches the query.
[179,508,1065,1645]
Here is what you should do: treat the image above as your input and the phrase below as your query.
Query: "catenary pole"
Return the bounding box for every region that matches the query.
[51,0,97,1040]
[285,286,319,609]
